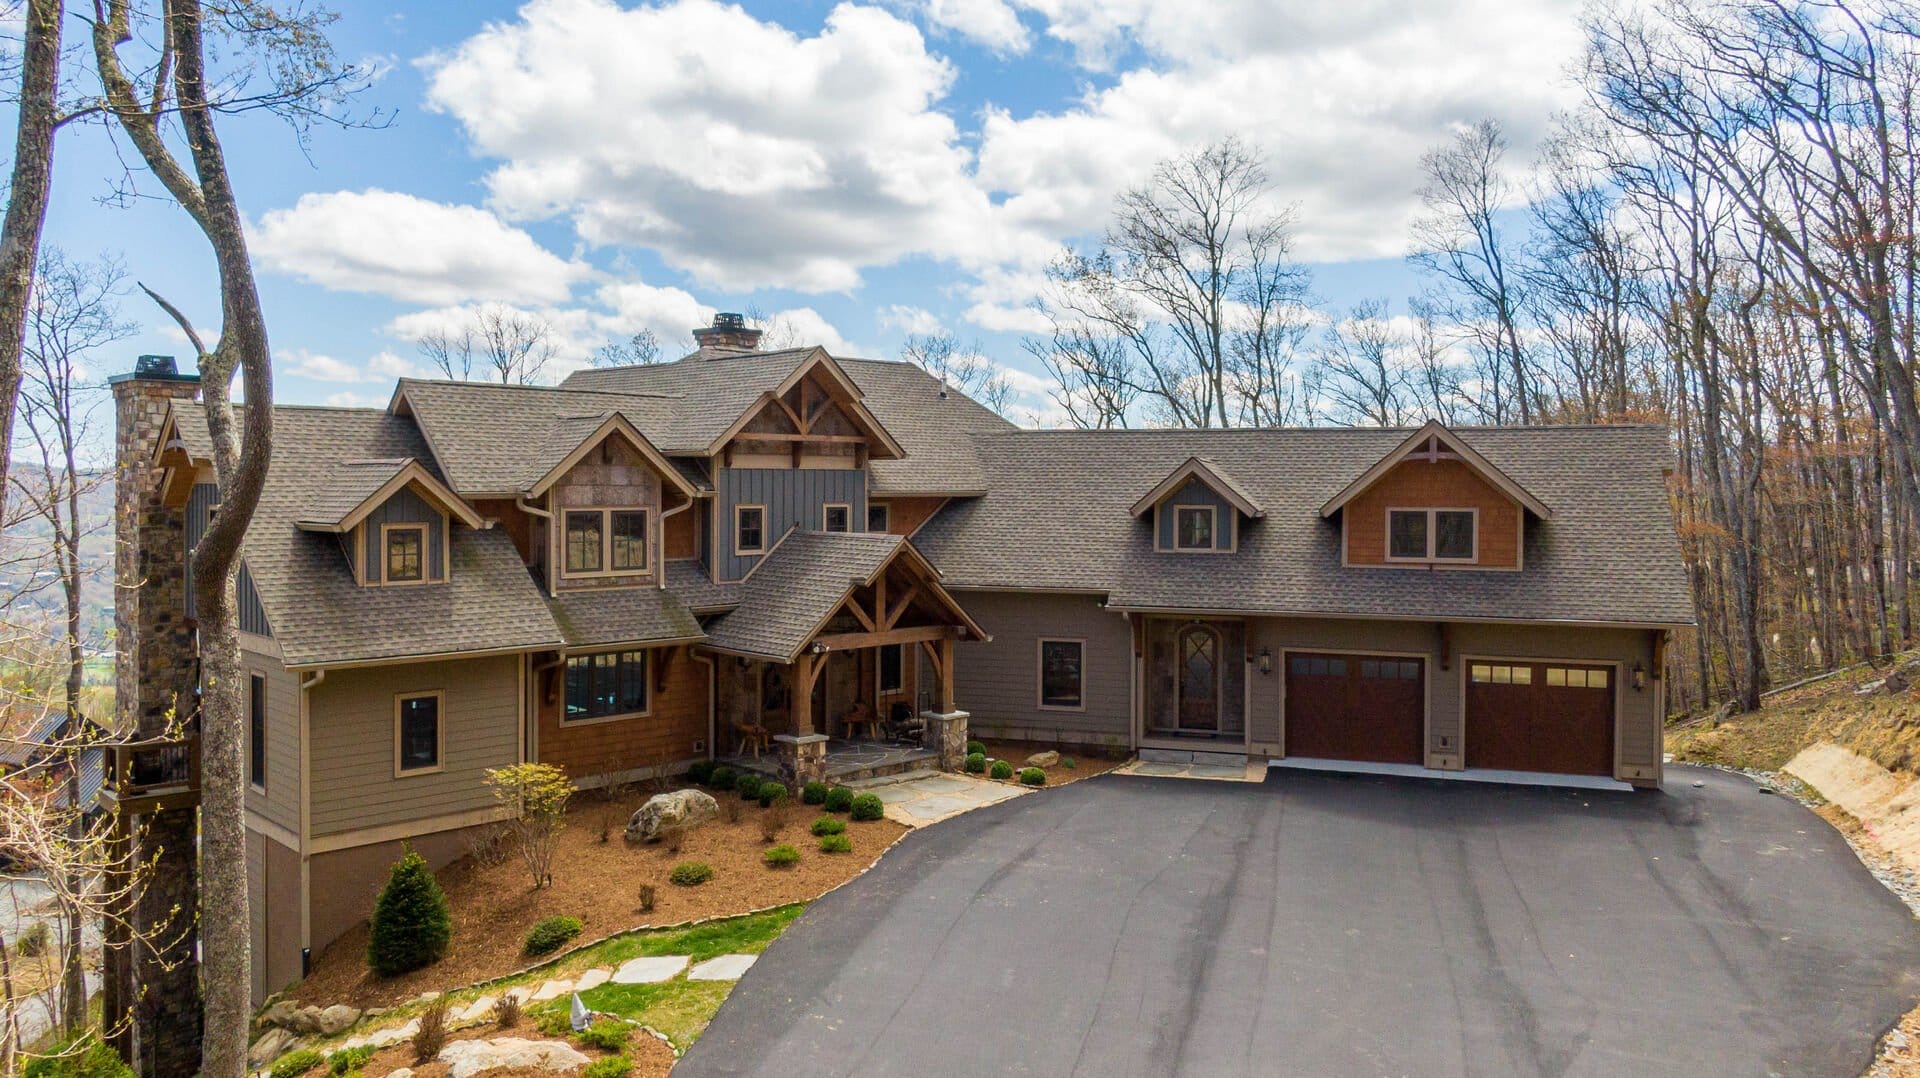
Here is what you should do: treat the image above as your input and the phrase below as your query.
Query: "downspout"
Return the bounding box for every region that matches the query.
[296,669,325,975]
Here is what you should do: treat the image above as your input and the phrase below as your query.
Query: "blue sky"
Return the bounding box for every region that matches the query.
[30,0,1586,422]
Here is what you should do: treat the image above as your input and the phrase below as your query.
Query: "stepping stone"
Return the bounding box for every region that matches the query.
[873,784,920,804]
[529,979,573,1002]
[611,955,688,984]
[687,954,757,981]
[572,968,611,991]
[900,795,973,820]
[913,776,973,794]
[455,996,496,1024]
[364,1020,418,1048]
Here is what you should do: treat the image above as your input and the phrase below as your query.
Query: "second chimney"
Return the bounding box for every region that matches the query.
[693,312,763,353]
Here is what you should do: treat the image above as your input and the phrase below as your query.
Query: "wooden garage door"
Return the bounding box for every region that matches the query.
[1284,653,1424,764]
[1465,661,1615,776]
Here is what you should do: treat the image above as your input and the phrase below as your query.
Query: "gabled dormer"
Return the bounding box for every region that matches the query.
[1130,457,1265,554]
[524,412,700,593]
[1320,421,1551,571]
[296,458,483,586]
[711,348,905,470]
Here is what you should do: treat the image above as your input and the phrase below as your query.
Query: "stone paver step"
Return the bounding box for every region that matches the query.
[612,955,689,984]
[688,954,757,981]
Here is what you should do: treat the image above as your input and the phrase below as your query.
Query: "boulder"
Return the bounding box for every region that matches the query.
[625,789,719,843]
[282,1005,327,1035]
[388,1071,414,1078]
[314,1004,361,1035]
[247,1027,302,1068]
[256,1000,299,1030]
[1025,751,1061,768]
[438,1037,590,1078]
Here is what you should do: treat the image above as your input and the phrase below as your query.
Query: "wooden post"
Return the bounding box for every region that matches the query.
[792,653,819,735]
[936,638,955,714]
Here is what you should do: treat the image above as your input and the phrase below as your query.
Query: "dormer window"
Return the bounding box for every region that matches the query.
[1387,509,1476,562]
[610,511,649,571]
[383,524,427,583]
[563,508,652,577]
[564,511,603,573]
[1174,506,1215,551]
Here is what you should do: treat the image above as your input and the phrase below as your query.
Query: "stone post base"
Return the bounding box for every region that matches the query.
[920,711,970,772]
[773,733,830,789]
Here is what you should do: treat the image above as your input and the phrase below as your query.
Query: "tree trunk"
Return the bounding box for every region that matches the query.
[0,0,62,526]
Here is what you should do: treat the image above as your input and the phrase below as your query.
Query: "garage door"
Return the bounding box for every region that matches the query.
[1464,661,1615,776]
[1284,653,1424,764]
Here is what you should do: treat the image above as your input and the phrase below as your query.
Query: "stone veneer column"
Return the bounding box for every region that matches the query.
[773,733,829,789]
[920,711,970,772]
[107,358,204,1078]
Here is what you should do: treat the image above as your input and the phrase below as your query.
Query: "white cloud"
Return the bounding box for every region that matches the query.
[323,390,392,409]
[920,0,1030,54]
[594,279,713,350]
[283,349,367,383]
[757,307,864,357]
[254,189,589,306]
[876,304,945,335]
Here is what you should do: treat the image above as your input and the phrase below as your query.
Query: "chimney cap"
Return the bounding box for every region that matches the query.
[712,312,746,331]
[692,312,763,354]
[108,354,200,386]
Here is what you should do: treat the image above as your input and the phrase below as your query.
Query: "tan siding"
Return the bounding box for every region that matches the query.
[953,590,1132,749]
[306,656,520,837]
[242,648,301,833]
[1344,459,1521,568]
[308,824,481,959]
[537,646,709,783]
[246,827,304,1006]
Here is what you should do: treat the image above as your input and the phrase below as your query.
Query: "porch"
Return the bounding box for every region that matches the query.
[718,737,939,785]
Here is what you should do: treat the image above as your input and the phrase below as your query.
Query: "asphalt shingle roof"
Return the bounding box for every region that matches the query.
[294,458,413,528]
[701,531,904,661]
[913,425,1694,627]
[395,380,683,495]
[546,587,704,651]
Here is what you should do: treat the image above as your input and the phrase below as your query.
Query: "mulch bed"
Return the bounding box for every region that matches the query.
[350,1011,675,1078]
[979,741,1128,787]
[290,788,907,1010]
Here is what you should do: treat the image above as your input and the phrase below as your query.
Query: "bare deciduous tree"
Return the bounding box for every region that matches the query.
[900,332,1014,414]
[1314,300,1414,427]
[417,304,558,384]
[591,327,663,368]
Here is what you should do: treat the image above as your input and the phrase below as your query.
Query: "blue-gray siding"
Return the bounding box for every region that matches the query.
[1155,478,1236,551]
[361,487,446,583]
[716,468,867,580]
[187,481,272,635]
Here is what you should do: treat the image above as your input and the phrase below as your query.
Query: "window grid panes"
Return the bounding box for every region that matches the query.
[1470,664,1533,685]
[736,507,765,552]
[397,695,439,772]
[1389,510,1428,559]
[564,511,604,573]
[609,510,648,571]
[1039,640,1084,708]
[1435,511,1475,559]
[1175,506,1214,550]
[565,650,649,722]
[386,527,424,582]
[1545,667,1609,689]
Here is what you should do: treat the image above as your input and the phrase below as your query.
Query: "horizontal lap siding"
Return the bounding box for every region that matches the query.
[953,591,1132,749]
[242,647,301,833]
[537,647,709,783]
[307,655,519,837]
[1345,459,1520,568]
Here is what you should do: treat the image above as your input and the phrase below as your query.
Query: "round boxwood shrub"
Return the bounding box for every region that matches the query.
[366,847,451,977]
[1019,767,1047,786]
[810,816,846,836]
[735,772,763,800]
[823,786,855,813]
[988,759,1014,780]
[965,740,987,757]
[523,915,583,957]
[686,760,715,786]
[849,792,885,821]
[670,861,714,886]
[801,780,830,805]
[26,1035,137,1078]
[757,781,789,808]
[964,752,986,773]
[709,765,737,789]
[763,844,801,868]
[818,834,853,854]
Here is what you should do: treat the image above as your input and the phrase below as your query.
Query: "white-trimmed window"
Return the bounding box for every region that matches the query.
[564,650,649,722]
[1038,639,1085,710]
[878,643,905,694]
[563,508,651,576]
[394,691,443,776]
[1174,506,1216,550]
[735,505,766,554]
[867,503,890,532]
[384,523,427,583]
[1387,509,1476,561]
[823,504,851,533]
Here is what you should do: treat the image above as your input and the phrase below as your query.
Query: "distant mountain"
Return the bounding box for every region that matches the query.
[0,470,117,652]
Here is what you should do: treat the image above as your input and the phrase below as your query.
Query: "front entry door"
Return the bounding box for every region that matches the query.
[1177,626,1221,732]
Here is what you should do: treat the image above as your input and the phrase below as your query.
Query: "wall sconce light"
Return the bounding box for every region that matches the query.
[1632,661,1647,691]
[1257,647,1273,676]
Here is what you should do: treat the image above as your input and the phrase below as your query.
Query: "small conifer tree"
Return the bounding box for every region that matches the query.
[367,846,452,976]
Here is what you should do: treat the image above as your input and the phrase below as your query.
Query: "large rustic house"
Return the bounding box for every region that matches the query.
[111,315,1691,1004]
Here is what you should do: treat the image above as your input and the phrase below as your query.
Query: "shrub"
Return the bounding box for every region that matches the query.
[493,992,522,1028]
[801,780,829,805]
[964,752,986,773]
[534,1007,573,1037]
[15,920,50,958]
[523,916,583,956]
[823,786,854,813]
[23,1036,135,1078]
[1061,757,1077,769]
[710,765,737,789]
[966,740,986,757]
[686,760,715,785]
[759,800,788,843]
[735,773,763,800]
[328,1046,374,1076]
[818,834,853,854]
[582,1057,633,1078]
[366,847,451,977]
[670,861,714,886]
[849,793,885,821]
[412,1001,449,1064]
[763,844,801,868]
[988,760,1014,780]
[636,883,656,914]
[810,816,846,836]
[266,1049,324,1078]
[574,1018,631,1052]
[1019,767,1046,786]
[484,763,575,889]
[756,781,788,808]
[464,822,514,868]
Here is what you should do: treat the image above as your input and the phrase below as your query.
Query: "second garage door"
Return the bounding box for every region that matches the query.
[1464,661,1615,776]
[1284,652,1425,764]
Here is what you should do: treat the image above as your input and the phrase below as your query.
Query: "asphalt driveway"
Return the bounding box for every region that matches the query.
[678,767,1920,1077]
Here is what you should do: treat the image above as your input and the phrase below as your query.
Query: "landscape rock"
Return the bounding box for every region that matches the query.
[364,1019,419,1048]
[438,1037,590,1078]
[388,1070,413,1078]
[530,978,573,1002]
[612,955,688,984]
[247,1027,302,1067]
[1025,751,1060,768]
[282,1006,327,1035]
[314,1004,361,1035]
[687,954,757,981]
[455,996,497,1025]
[256,1000,298,1030]
[626,789,720,843]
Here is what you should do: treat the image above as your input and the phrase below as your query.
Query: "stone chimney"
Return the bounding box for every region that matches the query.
[105,354,205,1077]
[692,312,763,354]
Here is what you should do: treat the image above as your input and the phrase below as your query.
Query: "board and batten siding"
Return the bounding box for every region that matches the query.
[1154,478,1236,551]
[305,655,519,838]
[186,481,271,634]
[952,590,1133,749]
[714,467,867,581]
[360,486,446,584]
[242,647,301,833]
